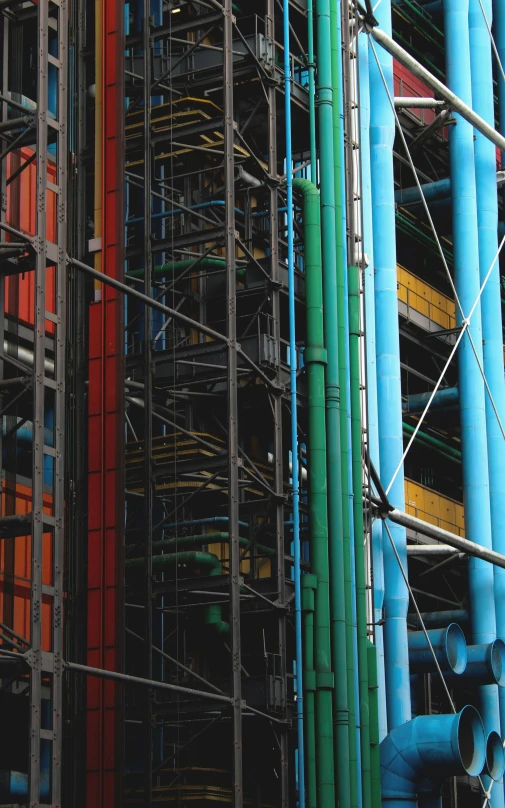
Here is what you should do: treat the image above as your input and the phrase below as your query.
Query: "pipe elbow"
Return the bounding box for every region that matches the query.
[408,623,467,674]
[380,706,485,805]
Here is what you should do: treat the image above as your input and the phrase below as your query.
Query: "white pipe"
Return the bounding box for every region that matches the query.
[394,97,446,108]
[370,26,505,152]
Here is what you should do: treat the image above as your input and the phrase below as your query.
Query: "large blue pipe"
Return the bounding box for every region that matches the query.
[380,705,486,808]
[369,0,411,731]
[394,178,451,206]
[494,0,505,166]
[358,28,387,741]
[444,0,502,782]
[283,0,304,801]
[470,1,505,782]
[403,387,458,413]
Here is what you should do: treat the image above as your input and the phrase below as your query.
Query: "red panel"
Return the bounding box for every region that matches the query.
[393,60,502,167]
[4,148,57,333]
[86,1,125,806]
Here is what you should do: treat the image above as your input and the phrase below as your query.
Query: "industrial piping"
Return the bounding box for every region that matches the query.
[444,1,502,782]
[292,176,335,808]
[469,0,505,773]
[283,1,305,801]
[369,0,411,731]
[358,25,387,744]
[380,705,486,808]
[314,0,348,802]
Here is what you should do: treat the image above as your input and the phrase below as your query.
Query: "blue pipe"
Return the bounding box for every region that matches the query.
[445,1,502,781]
[369,0,411,731]
[408,609,469,628]
[359,27,387,741]
[485,731,505,781]
[380,705,486,808]
[283,0,305,803]
[395,178,451,206]
[446,640,505,687]
[126,200,245,225]
[470,0,505,780]
[402,387,458,413]
[408,624,467,674]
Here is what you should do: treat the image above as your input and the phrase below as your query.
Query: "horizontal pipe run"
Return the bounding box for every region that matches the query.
[446,640,505,687]
[408,609,469,628]
[403,388,459,413]
[408,624,467,674]
[371,503,505,569]
[68,256,228,345]
[394,97,446,108]
[65,661,233,702]
[407,545,460,556]
[369,26,505,152]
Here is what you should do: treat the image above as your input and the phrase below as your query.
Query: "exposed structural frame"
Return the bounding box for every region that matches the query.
[0,0,68,805]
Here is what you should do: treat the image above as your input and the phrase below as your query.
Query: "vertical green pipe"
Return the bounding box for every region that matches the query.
[367,641,382,808]
[302,574,318,808]
[313,0,352,804]
[293,178,335,808]
[306,0,317,175]
[349,265,373,808]
[330,1,358,804]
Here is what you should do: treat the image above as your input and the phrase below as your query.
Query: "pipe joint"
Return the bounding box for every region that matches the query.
[408,624,467,674]
[380,706,486,806]
[304,347,327,366]
[316,671,334,690]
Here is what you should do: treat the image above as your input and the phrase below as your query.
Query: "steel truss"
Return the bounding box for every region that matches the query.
[0,0,68,805]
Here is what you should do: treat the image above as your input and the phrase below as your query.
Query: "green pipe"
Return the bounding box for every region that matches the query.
[125,550,229,633]
[306,0,317,174]
[302,574,318,808]
[126,258,246,280]
[402,421,462,462]
[348,265,374,808]
[313,0,350,803]
[330,0,358,803]
[367,640,382,808]
[293,176,336,808]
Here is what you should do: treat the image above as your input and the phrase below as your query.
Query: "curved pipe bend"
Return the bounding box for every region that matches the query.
[380,706,486,808]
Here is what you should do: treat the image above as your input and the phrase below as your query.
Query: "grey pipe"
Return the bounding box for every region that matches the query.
[394,97,446,108]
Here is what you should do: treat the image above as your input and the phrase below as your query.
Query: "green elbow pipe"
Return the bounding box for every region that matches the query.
[125,550,229,633]
[293,176,337,808]
[402,421,462,462]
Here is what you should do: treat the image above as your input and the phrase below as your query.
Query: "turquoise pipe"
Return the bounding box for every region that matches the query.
[358,26,387,743]
[314,0,349,802]
[394,178,451,205]
[349,265,375,808]
[369,0,411,731]
[403,388,459,413]
[284,0,305,796]
[408,624,468,674]
[125,550,229,633]
[293,176,336,808]
[444,2,501,786]
[470,0,505,779]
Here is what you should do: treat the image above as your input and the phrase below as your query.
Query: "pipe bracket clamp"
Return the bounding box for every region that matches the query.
[316,671,334,690]
[305,670,317,692]
[304,347,327,366]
